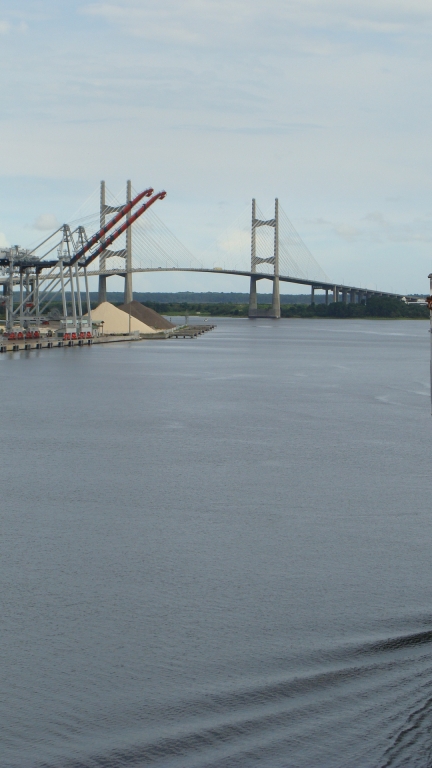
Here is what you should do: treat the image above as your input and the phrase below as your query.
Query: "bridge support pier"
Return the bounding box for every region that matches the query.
[311,285,315,304]
[98,275,107,304]
[333,286,338,303]
[249,275,258,315]
[325,289,329,305]
[271,275,280,318]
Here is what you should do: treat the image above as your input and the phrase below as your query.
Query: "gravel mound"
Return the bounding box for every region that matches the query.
[118,301,175,330]
[85,302,157,334]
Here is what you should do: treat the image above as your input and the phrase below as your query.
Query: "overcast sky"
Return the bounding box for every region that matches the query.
[1,0,432,294]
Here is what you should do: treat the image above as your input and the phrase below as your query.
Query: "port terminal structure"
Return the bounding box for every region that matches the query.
[0,187,166,342]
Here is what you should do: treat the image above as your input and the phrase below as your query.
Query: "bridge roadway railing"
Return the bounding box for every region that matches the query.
[82,266,408,302]
[2,265,410,323]
[0,265,411,305]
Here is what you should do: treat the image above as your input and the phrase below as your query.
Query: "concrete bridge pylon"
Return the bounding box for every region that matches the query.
[248,198,280,319]
[98,181,107,304]
[98,180,134,305]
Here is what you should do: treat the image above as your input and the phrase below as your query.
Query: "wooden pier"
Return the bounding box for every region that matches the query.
[168,324,216,338]
[142,324,217,340]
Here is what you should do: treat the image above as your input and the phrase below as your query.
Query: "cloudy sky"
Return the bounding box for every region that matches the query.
[1,0,432,294]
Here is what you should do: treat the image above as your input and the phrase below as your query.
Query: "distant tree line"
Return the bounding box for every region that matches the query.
[142,296,428,319]
[282,296,428,318]
[98,291,330,305]
[0,295,427,321]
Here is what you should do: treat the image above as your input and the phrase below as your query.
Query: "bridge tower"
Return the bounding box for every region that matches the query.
[248,198,280,318]
[98,180,134,305]
[98,181,107,304]
[124,180,133,304]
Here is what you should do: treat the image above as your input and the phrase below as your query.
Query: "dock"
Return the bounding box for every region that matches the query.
[141,324,216,340]
[0,325,216,353]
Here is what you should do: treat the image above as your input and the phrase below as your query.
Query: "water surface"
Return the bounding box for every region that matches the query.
[2,318,432,767]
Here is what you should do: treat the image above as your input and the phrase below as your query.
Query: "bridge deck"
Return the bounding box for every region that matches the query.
[82,267,407,300]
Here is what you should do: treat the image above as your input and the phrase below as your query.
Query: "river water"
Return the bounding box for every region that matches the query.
[2,318,432,768]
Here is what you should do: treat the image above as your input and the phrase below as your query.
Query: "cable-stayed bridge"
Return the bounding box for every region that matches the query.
[0,181,416,331]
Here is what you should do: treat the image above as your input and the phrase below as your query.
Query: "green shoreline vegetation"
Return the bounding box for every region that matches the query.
[142,296,428,320]
[0,294,427,322]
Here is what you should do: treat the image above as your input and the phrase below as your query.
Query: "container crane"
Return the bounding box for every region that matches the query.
[0,187,166,337]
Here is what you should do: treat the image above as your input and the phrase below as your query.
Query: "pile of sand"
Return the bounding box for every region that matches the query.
[118,301,175,330]
[84,302,157,335]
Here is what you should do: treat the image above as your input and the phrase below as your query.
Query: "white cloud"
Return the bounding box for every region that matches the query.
[310,213,432,244]
[333,224,361,242]
[33,213,60,231]
[0,20,29,35]
[363,212,387,225]
[1,0,432,293]
[81,0,432,49]
[219,229,250,256]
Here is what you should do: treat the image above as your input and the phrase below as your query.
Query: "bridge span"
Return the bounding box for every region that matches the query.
[89,192,415,318]
[0,182,420,332]
[85,265,409,317]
